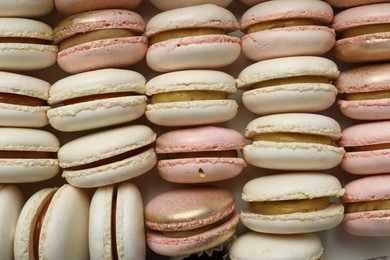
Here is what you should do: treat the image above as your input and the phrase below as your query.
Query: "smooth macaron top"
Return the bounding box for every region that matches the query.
[54,0,141,15]
[145,4,238,37]
[339,121,390,147]
[150,0,233,11]
[0,18,53,41]
[343,175,390,203]
[0,0,53,17]
[240,0,333,32]
[326,0,389,8]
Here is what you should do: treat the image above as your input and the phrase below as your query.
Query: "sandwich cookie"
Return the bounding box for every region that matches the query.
[243,113,345,170]
[14,185,89,260]
[150,0,233,11]
[326,0,389,8]
[237,56,339,115]
[146,70,238,126]
[155,126,246,183]
[0,18,57,71]
[0,128,59,183]
[0,0,53,17]
[47,69,147,132]
[0,71,50,128]
[145,187,240,257]
[145,4,241,72]
[58,125,157,188]
[240,173,345,234]
[240,0,335,61]
[54,9,147,74]
[54,0,141,15]
[89,183,145,260]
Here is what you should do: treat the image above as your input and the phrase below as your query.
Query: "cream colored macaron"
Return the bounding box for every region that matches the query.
[0,0,53,17]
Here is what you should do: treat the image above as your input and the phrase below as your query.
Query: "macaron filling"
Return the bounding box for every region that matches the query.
[0,150,53,159]
[150,28,226,44]
[253,133,334,145]
[0,37,50,44]
[53,92,138,106]
[344,90,390,101]
[245,76,329,90]
[247,18,324,34]
[0,92,47,106]
[110,186,119,260]
[345,142,390,152]
[150,91,228,104]
[345,199,390,214]
[341,24,390,38]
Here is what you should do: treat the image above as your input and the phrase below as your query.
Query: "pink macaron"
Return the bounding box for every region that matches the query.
[343,174,390,236]
[54,0,141,15]
[240,0,335,61]
[54,9,147,74]
[155,126,246,183]
[339,120,390,175]
[326,0,389,8]
[332,3,390,63]
[336,63,390,120]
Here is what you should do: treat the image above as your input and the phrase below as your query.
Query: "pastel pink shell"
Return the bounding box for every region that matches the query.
[326,0,389,8]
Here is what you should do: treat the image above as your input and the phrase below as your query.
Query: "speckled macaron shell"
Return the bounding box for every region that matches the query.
[0,128,59,183]
[58,125,157,188]
[47,69,147,132]
[240,0,335,61]
[336,63,390,120]
[146,70,238,126]
[0,0,53,17]
[145,187,239,257]
[343,175,390,236]
[243,113,345,170]
[326,0,389,8]
[229,232,323,260]
[0,71,50,127]
[0,185,24,260]
[237,56,339,115]
[332,4,390,63]
[14,185,90,260]
[89,183,145,260]
[240,173,345,234]
[54,9,147,74]
[0,18,57,71]
[156,126,246,183]
[146,4,240,72]
[339,121,390,175]
[54,0,141,15]
[150,0,233,11]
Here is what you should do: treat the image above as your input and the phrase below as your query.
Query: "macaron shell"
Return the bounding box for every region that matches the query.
[0,0,53,17]
[344,210,390,236]
[343,175,390,202]
[0,103,49,127]
[326,0,389,8]
[338,99,390,120]
[54,0,141,15]
[150,0,233,10]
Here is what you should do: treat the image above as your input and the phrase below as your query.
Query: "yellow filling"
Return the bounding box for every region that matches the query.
[151,90,227,104]
[250,197,330,215]
[247,18,323,34]
[253,132,333,145]
[342,24,390,38]
[151,28,225,44]
[345,90,390,101]
[350,143,390,152]
[251,76,329,90]
[346,199,390,213]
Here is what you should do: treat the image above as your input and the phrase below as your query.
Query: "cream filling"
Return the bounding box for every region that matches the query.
[150,28,226,44]
[346,199,390,213]
[341,24,390,38]
[248,76,329,90]
[253,133,333,145]
[345,90,390,101]
[247,18,323,34]
[150,91,227,104]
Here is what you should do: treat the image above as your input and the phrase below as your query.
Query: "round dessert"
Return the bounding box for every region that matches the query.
[343,174,390,236]
[89,183,145,259]
[332,3,390,63]
[58,125,157,188]
[243,113,345,170]
[240,0,335,61]
[150,0,233,10]
[336,63,390,120]
[47,69,147,132]
[339,120,390,175]
[14,185,89,260]
[326,0,389,8]
[0,18,57,71]
[0,0,53,17]
[230,232,323,260]
[145,4,241,72]
[54,9,147,74]
[240,173,345,234]
[145,187,240,257]
[145,70,238,126]
[0,71,50,128]
[237,56,339,115]
[54,0,141,15]
[0,128,59,183]
[155,126,246,183]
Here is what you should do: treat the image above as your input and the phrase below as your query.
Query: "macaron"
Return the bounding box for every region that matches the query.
[145,70,238,126]
[89,183,145,260]
[0,71,50,128]
[326,0,389,8]
[0,185,24,260]
[343,174,390,236]
[0,0,53,17]
[0,18,57,71]
[339,120,390,175]
[243,113,345,170]
[229,232,323,260]
[332,3,390,63]
[336,63,390,120]
[149,0,233,11]
[237,56,339,115]
[47,69,147,132]
[58,125,157,188]
[155,126,246,183]
[145,4,241,72]
[240,0,335,61]
[54,0,141,15]
[14,185,89,260]
[240,173,345,234]
[145,187,240,257]
[54,9,147,74]
[0,128,60,183]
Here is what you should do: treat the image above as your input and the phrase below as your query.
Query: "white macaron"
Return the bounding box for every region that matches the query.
[0,0,53,17]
